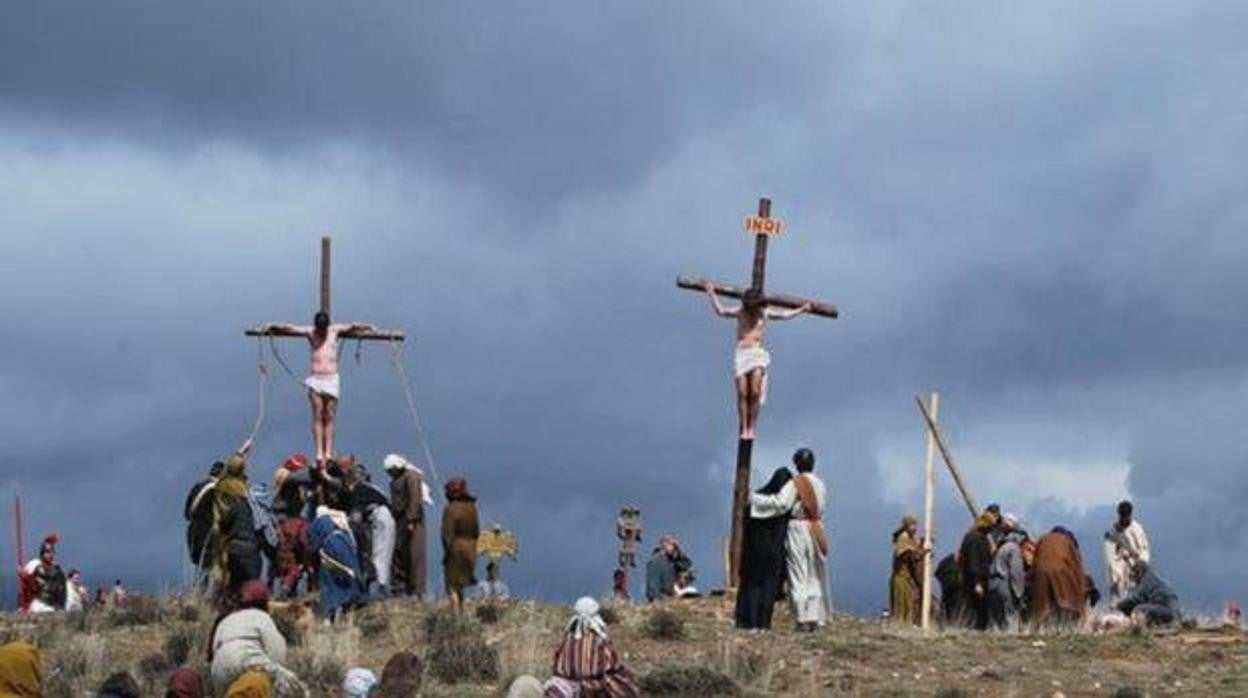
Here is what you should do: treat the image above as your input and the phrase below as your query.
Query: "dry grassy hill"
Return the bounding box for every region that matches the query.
[1,595,1243,696]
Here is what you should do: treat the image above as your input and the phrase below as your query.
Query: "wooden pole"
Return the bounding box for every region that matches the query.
[915,395,979,519]
[13,491,23,570]
[320,236,331,317]
[728,438,753,589]
[749,198,771,293]
[920,392,939,631]
[14,491,24,610]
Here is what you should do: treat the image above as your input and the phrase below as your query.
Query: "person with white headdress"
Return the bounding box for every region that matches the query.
[988,513,1029,630]
[383,453,432,599]
[341,667,378,698]
[543,597,639,698]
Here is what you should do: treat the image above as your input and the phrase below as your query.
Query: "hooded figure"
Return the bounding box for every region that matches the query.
[736,467,793,629]
[0,642,41,697]
[957,511,997,630]
[543,597,640,698]
[441,476,480,611]
[345,464,397,594]
[376,652,423,698]
[1030,527,1091,629]
[890,514,924,626]
[166,668,206,698]
[384,453,430,598]
[311,510,367,619]
[342,668,378,698]
[209,581,304,695]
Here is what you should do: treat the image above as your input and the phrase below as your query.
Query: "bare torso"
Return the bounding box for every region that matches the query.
[736,307,767,348]
[309,327,341,376]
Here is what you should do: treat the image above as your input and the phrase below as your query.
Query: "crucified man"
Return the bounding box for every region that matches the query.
[705,286,810,440]
[258,312,376,465]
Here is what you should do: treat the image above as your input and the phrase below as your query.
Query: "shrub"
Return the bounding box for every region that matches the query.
[640,666,740,696]
[107,596,165,628]
[599,605,621,626]
[424,609,499,684]
[475,602,506,625]
[644,609,686,641]
[288,650,346,695]
[137,654,172,690]
[164,625,200,666]
[357,608,391,639]
[272,610,304,648]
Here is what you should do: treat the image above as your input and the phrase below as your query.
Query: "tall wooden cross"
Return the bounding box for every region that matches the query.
[677,197,839,588]
[244,236,405,342]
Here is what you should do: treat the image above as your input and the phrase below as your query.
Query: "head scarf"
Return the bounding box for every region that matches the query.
[97,671,141,698]
[1002,513,1020,530]
[0,642,41,697]
[238,580,270,609]
[506,675,544,698]
[342,668,378,698]
[282,453,308,472]
[566,596,608,640]
[376,652,423,698]
[893,514,919,540]
[166,668,205,698]
[445,476,475,502]
[216,455,249,499]
[224,670,272,698]
[315,506,351,531]
[382,453,410,472]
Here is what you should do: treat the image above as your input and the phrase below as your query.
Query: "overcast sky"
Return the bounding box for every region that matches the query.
[2,2,1246,614]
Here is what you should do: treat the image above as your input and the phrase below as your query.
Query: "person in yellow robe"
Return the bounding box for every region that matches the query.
[890,514,923,625]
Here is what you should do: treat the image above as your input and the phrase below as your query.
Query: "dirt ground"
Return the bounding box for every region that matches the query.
[1,595,1243,696]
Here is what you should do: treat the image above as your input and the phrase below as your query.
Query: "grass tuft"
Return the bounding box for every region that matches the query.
[644,608,686,641]
[640,665,741,696]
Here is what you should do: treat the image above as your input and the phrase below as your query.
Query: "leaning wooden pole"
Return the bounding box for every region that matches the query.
[919,392,940,631]
[914,395,979,520]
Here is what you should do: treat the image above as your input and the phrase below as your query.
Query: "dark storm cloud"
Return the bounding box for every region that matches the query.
[2,2,1248,614]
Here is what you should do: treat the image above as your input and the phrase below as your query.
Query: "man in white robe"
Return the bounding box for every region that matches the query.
[1103,500,1151,606]
[750,447,831,630]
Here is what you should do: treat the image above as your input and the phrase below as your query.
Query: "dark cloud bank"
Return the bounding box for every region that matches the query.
[1,2,1247,613]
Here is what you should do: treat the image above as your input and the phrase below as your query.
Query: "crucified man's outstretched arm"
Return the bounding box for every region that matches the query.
[765,302,812,320]
[704,285,741,318]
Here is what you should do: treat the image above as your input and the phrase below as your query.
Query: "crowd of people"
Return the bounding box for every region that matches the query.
[890,499,1182,632]
[180,442,502,620]
[16,534,127,615]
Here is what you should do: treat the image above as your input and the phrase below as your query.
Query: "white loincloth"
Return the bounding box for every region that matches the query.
[734,346,770,405]
[304,373,340,399]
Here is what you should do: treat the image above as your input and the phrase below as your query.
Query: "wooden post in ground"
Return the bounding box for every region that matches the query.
[920,391,940,631]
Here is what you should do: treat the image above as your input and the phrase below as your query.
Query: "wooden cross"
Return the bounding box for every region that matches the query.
[676,197,838,588]
[244,236,405,342]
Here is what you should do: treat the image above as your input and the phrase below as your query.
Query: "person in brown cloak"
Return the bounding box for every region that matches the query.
[441,476,480,612]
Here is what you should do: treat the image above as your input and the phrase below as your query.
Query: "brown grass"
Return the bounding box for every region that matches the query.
[1,595,1244,696]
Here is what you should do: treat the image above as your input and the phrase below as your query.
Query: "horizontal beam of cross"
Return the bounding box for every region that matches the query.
[676,275,839,319]
[244,327,406,342]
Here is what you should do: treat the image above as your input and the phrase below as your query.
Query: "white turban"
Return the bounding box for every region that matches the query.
[342,668,377,698]
[567,596,608,640]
